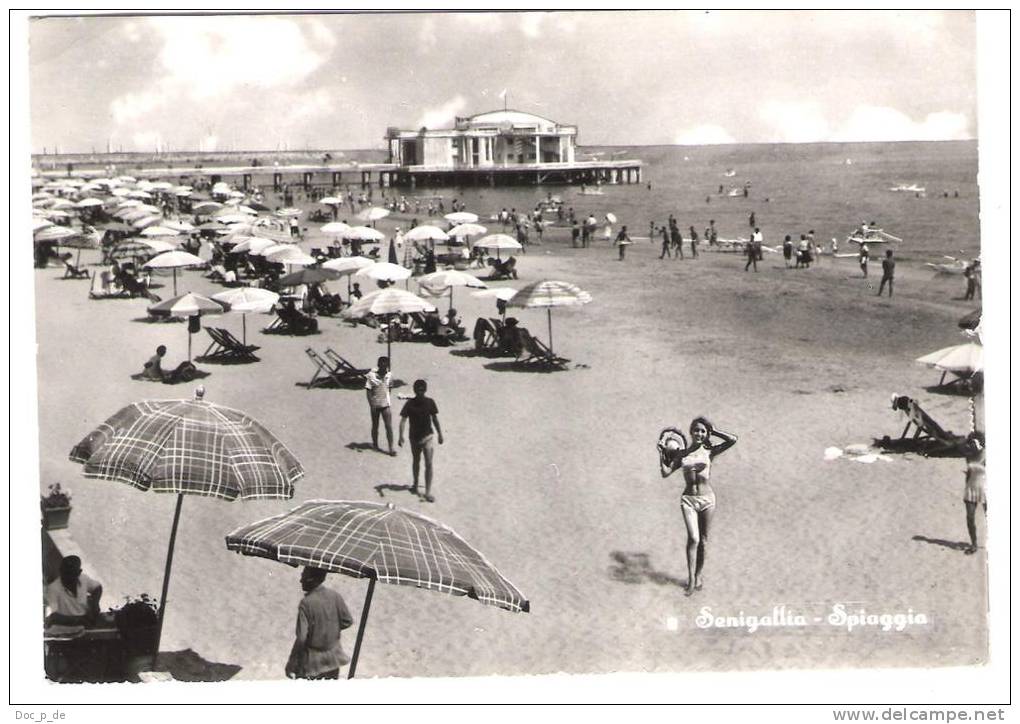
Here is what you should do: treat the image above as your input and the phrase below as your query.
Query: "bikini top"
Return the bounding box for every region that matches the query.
[682,445,712,474]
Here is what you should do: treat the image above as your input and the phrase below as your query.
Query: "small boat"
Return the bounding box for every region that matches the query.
[579,186,604,196]
[727,188,742,197]
[889,183,926,193]
[723,169,736,177]
[926,261,967,275]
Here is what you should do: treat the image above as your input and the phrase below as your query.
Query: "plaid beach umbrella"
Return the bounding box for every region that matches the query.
[508,280,592,355]
[225,499,529,678]
[69,389,303,659]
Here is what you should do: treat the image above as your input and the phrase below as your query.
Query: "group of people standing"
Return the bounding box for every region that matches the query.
[655,217,716,260]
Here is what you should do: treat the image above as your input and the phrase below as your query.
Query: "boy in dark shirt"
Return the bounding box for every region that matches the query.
[399,379,444,502]
[878,249,895,297]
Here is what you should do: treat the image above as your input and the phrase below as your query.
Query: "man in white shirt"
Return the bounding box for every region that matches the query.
[45,555,103,630]
[365,356,396,456]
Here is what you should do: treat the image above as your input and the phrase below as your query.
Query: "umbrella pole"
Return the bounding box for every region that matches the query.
[173,268,178,296]
[547,308,554,354]
[387,314,393,362]
[242,314,247,346]
[153,493,185,667]
[347,577,376,679]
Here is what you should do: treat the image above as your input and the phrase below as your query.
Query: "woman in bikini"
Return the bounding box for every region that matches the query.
[658,417,738,595]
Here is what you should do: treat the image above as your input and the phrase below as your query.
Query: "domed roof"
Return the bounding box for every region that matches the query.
[466,110,559,131]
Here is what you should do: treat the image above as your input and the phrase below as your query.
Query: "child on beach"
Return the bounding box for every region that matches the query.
[658,417,738,595]
[962,433,986,555]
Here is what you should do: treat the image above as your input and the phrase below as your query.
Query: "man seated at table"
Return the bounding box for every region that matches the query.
[45,555,103,633]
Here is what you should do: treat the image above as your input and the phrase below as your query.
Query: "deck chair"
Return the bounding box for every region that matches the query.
[121,274,160,302]
[264,305,319,335]
[487,256,519,280]
[305,348,369,388]
[890,395,966,453]
[200,328,260,362]
[88,272,129,300]
[473,317,499,352]
[62,257,90,279]
[516,328,570,368]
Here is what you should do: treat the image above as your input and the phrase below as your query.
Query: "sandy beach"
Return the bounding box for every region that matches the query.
[32,201,986,681]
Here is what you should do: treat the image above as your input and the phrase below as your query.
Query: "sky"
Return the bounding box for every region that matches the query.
[26,10,979,153]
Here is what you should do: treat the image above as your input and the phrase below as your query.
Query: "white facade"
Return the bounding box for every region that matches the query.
[387,110,578,169]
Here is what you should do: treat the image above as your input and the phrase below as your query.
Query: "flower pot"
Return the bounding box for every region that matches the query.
[42,505,71,530]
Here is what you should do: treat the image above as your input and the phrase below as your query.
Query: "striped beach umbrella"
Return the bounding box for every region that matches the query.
[70,389,302,661]
[342,287,435,361]
[508,280,592,355]
[225,499,529,678]
[147,291,223,361]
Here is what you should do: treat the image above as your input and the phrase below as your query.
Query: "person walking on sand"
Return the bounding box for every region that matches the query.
[961,433,986,555]
[671,221,684,260]
[859,242,870,278]
[963,259,981,300]
[877,249,895,297]
[365,356,396,456]
[614,225,632,261]
[659,225,672,259]
[399,379,444,503]
[783,235,794,268]
[688,226,699,258]
[285,567,354,680]
[658,417,738,595]
[744,238,758,272]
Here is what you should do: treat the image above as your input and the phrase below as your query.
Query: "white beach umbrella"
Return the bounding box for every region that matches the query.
[322,256,375,275]
[403,225,449,243]
[49,198,77,210]
[132,215,165,230]
[149,181,173,191]
[345,226,386,242]
[128,190,153,200]
[75,198,105,208]
[448,223,487,240]
[228,237,276,255]
[34,225,79,243]
[193,201,224,215]
[319,196,343,205]
[474,234,522,251]
[264,245,316,266]
[275,207,303,218]
[418,269,487,310]
[357,206,391,223]
[144,250,206,295]
[445,211,479,224]
[356,261,412,283]
[341,288,436,361]
[141,225,184,237]
[471,287,518,302]
[32,217,54,232]
[321,221,352,236]
[915,342,984,380]
[111,187,132,197]
[211,287,280,344]
[163,220,196,233]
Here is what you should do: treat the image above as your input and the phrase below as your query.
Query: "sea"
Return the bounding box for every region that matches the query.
[34,140,980,263]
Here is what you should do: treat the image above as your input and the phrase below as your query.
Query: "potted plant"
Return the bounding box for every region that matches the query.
[41,484,72,530]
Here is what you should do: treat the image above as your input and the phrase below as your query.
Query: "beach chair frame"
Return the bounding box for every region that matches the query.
[305,348,370,388]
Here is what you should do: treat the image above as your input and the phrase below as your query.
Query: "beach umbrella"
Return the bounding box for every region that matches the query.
[58,234,100,267]
[32,217,54,232]
[70,389,302,662]
[141,225,184,237]
[356,206,391,225]
[32,192,53,202]
[132,215,165,230]
[403,225,449,244]
[356,261,411,283]
[319,196,343,206]
[228,236,276,255]
[251,243,291,258]
[275,207,303,218]
[110,238,175,261]
[605,213,617,224]
[342,288,436,360]
[162,220,196,233]
[216,213,253,225]
[323,255,374,297]
[45,209,74,220]
[472,287,517,320]
[128,190,153,200]
[211,287,279,344]
[147,292,223,360]
[444,211,479,224]
[915,341,984,386]
[225,499,528,678]
[75,198,104,208]
[508,280,592,355]
[278,267,341,287]
[321,222,352,241]
[144,250,205,295]
[116,175,137,184]
[417,269,487,310]
[264,246,315,265]
[474,233,522,260]
[49,198,77,210]
[448,223,487,240]
[193,201,223,215]
[345,225,386,243]
[100,221,133,233]
[34,225,80,243]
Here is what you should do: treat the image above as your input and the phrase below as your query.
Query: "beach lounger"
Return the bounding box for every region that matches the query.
[516,328,570,368]
[88,272,130,300]
[473,317,500,352]
[889,395,966,454]
[199,327,260,362]
[263,305,319,335]
[62,258,90,280]
[305,348,370,388]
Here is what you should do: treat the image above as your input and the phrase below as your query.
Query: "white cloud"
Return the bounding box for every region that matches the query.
[417,96,467,129]
[519,13,545,38]
[759,100,830,143]
[109,15,336,139]
[833,106,971,142]
[674,124,735,146]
